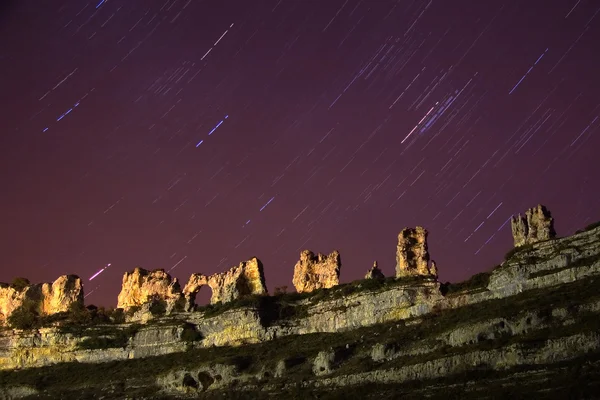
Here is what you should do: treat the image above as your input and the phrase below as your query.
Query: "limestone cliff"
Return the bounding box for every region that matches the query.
[117,268,183,310]
[0,275,83,325]
[395,226,437,278]
[292,250,341,293]
[40,275,84,315]
[511,204,556,247]
[2,206,600,399]
[183,257,267,306]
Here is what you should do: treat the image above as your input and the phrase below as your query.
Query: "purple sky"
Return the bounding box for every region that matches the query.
[0,0,599,307]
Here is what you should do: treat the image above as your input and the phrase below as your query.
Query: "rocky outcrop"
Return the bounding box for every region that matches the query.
[511,204,556,247]
[117,268,183,310]
[292,250,341,293]
[183,258,267,306]
[0,275,83,325]
[364,261,385,280]
[396,226,437,278]
[40,275,84,315]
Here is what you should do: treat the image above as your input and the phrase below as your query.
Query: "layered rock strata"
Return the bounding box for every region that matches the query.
[183,257,267,306]
[0,275,83,325]
[511,204,556,247]
[395,226,437,278]
[292,250,341,293]
[0,223,598,373]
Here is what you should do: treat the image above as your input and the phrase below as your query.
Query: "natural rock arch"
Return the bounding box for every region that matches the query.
[183,258,267,308]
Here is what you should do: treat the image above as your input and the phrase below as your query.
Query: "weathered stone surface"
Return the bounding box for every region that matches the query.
[117,268,183,310]
[40,275,84,315]
[313,349,336,376]
[396,226,437,278]
[183,257,267,306]
[511,204,556,247]
[1,222,599,380]
[292,250,341,293]
[0,275,83,325]
[365,261,385,280]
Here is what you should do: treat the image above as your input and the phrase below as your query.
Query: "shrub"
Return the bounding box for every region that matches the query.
[583,220,600,232]
[10,277,30,292]
[180,323,203,343]
[7,300,39,330]
[442,272,491,296]
[149,300,167,317]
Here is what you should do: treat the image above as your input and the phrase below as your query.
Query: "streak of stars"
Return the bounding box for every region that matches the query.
[0,0,599,306]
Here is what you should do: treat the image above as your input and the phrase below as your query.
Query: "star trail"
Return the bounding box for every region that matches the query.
[0,0,599,307]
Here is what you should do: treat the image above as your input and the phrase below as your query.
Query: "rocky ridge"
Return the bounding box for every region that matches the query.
[1,205,600,399]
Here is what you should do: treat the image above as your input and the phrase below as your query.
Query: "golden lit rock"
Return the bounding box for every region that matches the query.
[183,257,267,306]
[292,250,341,293]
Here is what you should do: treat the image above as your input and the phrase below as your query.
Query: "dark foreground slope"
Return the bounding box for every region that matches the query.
[1,225,600,399]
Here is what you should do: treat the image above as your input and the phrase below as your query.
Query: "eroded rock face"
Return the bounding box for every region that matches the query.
[41,275,84,315]
[396,227,437,278]
[0,275,83,325]
[183,258,267,306]
[365,261,385,280]
[292,250,341,293]
[511,204,556,247]
[117,268,183,310]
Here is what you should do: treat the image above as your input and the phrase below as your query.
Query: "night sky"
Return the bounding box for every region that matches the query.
[1,0,599,307]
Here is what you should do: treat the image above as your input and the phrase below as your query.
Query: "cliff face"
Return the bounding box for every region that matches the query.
[183,257,267,306]
[0,275,83,325]
[1,223,599,398]
[1,207,600,398]
[292,250,341,293]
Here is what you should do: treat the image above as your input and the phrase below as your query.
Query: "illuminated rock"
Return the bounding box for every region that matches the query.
[292,250,341,293]
[510,204,556,247]
[396,226,437,278]
[0,275,83,325]
[183,257,267,307]
[117,268,183,310]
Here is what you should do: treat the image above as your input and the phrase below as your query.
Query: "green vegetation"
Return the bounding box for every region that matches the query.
[149,299,167,317]
[9,277,30,292]
[441,271,492,296]
[7,299,39,330]
[576,220,600,234]
[180,322,203,343]
[1,274,599,398]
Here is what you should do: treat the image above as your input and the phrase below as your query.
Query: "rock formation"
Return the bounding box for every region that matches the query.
[40,275,84,315]
[511,204,556,247]
[183,257,267,306]
[292,250,341,293]
[117,268,183,310]
[396,226,437,278]
[0,275,83,325]
[365,261,385,280]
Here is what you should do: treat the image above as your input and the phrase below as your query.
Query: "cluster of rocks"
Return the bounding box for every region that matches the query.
[0,204,558,325]
[0,275,83,324]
